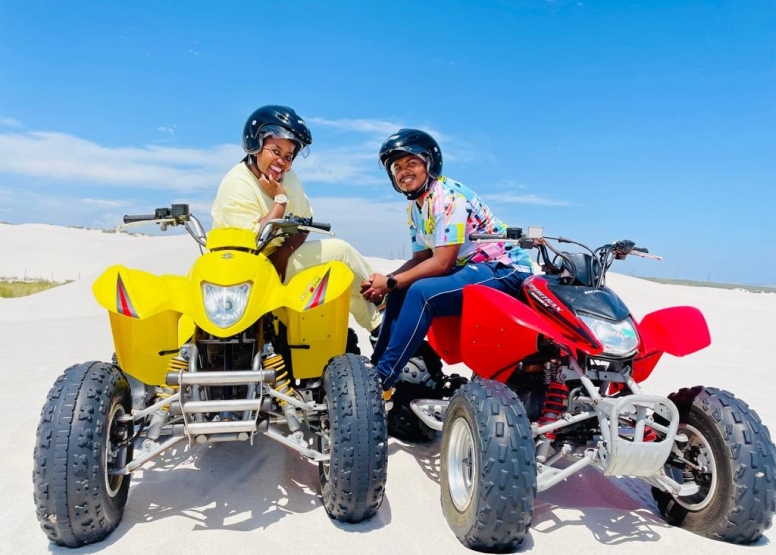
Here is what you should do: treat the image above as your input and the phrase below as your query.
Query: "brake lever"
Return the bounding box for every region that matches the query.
[630,251,663,261]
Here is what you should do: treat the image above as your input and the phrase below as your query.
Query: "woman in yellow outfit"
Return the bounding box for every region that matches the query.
[211,105,382,336]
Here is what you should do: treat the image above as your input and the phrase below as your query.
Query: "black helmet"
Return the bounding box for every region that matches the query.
[242,105,312,158]
[378,129,442,199]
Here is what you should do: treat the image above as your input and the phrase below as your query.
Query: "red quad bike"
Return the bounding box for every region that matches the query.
[407,226,776,552]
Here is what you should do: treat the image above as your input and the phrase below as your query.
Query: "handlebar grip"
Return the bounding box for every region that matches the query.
[469,233,505,241]
[308,221,331,232]
[123,214,157,224]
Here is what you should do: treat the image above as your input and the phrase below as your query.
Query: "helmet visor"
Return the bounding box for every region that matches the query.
[256,124,310,159]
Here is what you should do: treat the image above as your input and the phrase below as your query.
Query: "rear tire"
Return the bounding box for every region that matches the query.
[651,386,776,544]
[32,361,133,547]
[319,354,387,522]
[387,341,443,442]
[441,380,536,552]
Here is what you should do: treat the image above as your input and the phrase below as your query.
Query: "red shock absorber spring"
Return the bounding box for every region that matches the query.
[538,381,569,439]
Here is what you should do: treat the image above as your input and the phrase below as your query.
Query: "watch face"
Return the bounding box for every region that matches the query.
[387,276,397,290]
[274,194,288,204]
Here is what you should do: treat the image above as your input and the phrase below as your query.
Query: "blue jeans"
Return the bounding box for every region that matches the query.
[371,262,530,389]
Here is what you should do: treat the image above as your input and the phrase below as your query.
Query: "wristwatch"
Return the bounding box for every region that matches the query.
[386,274,398,291]
[273,194,288,205]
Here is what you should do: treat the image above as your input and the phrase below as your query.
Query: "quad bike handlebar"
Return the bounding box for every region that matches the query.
[470,226,661,287]
[119,204,332,254]
[123,204,192,225]
[256,214,332,253]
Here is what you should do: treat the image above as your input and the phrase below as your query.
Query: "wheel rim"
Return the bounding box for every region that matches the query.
[447,417,476,512]
[319,394,331,479]
[105,401,127,497]
[670,423,718,511]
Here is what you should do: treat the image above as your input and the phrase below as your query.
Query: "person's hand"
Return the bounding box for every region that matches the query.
[258,173,287,200]
[362,273,390,303]
[360,273,377,294]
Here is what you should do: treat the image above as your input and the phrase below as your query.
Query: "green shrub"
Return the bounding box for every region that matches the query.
[0,278,71,298]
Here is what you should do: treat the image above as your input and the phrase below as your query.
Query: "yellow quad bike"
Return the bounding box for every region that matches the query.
[32,204,387,548]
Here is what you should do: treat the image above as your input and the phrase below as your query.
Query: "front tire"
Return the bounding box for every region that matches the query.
[652,386,776,543]
[33,362,133,547]
[441,380,536,552]
[319,354,387,522]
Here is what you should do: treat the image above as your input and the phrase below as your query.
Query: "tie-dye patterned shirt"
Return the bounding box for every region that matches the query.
[408,176,533,271]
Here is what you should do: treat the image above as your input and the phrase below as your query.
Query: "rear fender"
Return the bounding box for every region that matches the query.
[428,316,463,365]
[459,285,576,381]
[632,306,711,383]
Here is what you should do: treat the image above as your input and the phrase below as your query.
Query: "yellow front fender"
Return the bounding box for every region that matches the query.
[279,261,354,378]
[93,267,188,385]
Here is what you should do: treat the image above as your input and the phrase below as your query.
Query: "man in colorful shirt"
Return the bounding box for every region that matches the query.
[362,128,533,393]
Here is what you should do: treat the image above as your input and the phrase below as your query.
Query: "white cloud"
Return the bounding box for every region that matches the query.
[310,117,451,144]
[481,192,571,206]
[157,126,176,135]
[297,148,383,185]
[0,117,23,128]
[0,128,389,191]
[0,131,239,190]
[0,125,568,238]
[310,117,402,135]
[82,198,122,207]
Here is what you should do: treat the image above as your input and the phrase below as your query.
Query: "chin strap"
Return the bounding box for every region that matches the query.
[402,174,437,201]
[403,181,429,200]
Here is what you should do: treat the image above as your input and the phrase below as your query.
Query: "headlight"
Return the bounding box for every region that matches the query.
[202,282,251,328]
[579,314,639,356]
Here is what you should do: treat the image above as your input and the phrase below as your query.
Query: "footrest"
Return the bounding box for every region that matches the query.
[410,399,449,432]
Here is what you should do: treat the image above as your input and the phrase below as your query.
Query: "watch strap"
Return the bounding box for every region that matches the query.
[386,273,398,290]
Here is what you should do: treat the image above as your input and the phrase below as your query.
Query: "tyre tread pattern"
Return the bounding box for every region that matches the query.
[32,361,131,547]
[444,380,537,553]
[653,386,776,544]
[321,354,387,522]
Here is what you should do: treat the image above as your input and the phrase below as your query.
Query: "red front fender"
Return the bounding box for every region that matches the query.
[632,306,711,382]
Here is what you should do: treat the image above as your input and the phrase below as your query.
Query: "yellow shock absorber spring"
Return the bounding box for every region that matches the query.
[264,353,293,405]
[166,357,188,373]
[162,356,189,395]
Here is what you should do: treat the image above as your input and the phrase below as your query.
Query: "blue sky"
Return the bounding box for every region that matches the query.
[1,0,774,285]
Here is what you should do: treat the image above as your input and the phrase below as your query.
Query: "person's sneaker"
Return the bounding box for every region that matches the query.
[382,387,395,412]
